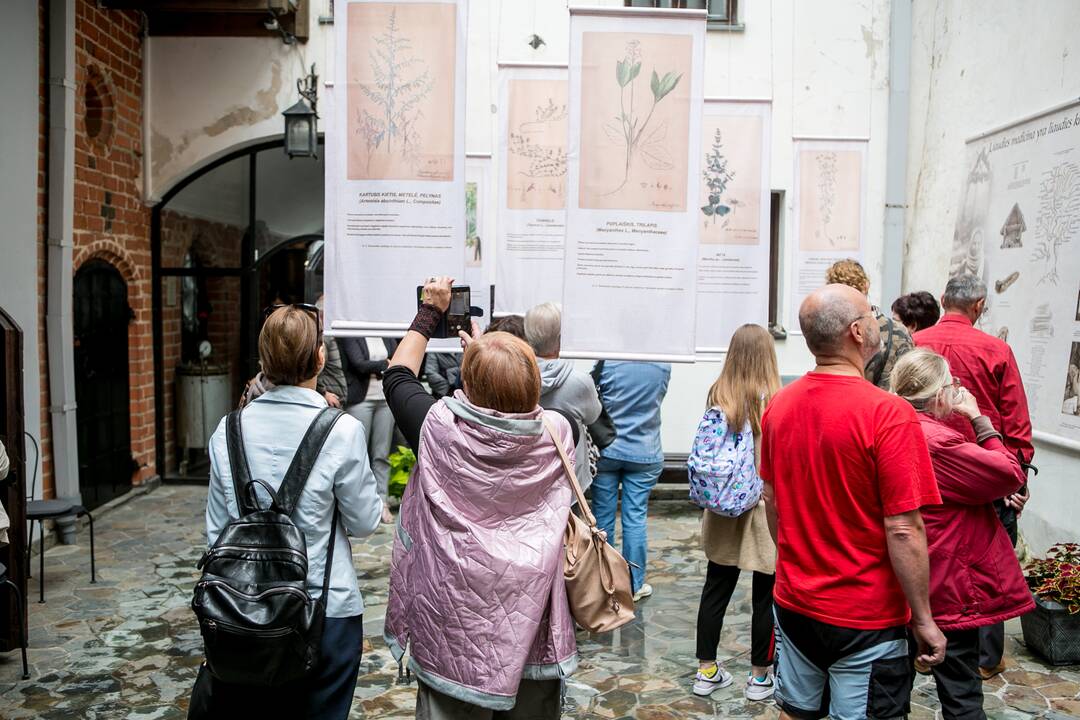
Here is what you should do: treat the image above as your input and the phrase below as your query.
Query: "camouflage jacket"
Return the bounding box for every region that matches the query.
[864,312,913,390]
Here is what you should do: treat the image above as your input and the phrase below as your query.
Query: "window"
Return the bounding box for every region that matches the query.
[623,0,741,30]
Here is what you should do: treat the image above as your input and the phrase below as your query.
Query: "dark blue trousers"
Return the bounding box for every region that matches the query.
[189,614,364,720]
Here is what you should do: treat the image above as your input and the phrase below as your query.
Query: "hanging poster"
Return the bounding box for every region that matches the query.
[790,138,868,328]
[494,64,568,316]
[950,99,1080,448]
[325,0,468,336]
[563,7,707,360]
[696,100,772,354]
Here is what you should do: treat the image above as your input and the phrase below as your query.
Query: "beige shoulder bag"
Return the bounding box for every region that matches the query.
[543,418,635,633]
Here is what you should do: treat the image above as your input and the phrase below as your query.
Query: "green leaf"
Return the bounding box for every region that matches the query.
[616,60,629,87]
[716,205,731,216]
[650,69,660,99]
[702,205,715,216]
[708,193,720,205]
[627,62,642,84]
[653,71,682,101]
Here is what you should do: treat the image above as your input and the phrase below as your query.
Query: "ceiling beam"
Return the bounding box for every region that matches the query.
[146,10,299,37]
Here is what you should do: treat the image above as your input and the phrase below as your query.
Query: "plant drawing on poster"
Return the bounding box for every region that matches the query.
[465,180,481,267]
[798,149,861,251]
[700,114,763,245]
[1031,161,1080,287]
[507,79,567,211]
[578,32,692,212]
[347,2,456,181]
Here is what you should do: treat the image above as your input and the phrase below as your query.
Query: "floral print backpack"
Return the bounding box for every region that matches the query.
[687,407,761,517]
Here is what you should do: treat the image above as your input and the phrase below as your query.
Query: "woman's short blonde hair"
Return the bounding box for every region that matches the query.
[259,306,322,386]
[461,331,541,413]
[825,258,870,294]
[890,347,954,417]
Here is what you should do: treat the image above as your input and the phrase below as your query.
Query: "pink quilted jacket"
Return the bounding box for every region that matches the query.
[384,394,578,710]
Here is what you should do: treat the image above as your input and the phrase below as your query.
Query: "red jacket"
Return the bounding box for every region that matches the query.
[918,413,1033,630]
[914,314,1034,463]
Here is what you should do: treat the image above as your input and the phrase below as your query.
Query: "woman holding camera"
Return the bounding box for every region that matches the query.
[890,348,1033,720]
[382,276,578,719]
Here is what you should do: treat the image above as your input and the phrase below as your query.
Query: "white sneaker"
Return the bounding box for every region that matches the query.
[692,664,733,696]
[744,669,775,701]
[632,583,653,602]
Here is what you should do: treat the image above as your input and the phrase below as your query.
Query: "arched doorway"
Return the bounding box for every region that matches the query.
[74,259,134,509]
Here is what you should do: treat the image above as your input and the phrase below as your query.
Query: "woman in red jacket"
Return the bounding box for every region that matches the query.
[891,348,1033,719]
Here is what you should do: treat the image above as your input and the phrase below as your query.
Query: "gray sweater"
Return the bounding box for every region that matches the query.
[537,359,602,491]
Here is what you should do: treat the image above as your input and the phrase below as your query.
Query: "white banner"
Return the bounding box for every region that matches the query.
[951,99,1080,447]
[326,0,468,336]
[494,64,568,317]
[789,138,868,330]
[696,100,772,354]
[563,7,706,361]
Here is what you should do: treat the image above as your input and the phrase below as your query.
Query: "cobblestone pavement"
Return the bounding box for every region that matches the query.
[0,485,1077,719]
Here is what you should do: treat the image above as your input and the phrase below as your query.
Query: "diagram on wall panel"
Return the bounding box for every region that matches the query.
[955,98,1080,446]
[346,2,456,181]
[563,8,705,360]
[465,180,481,266]
[506,78,568,211]
[578,31,693,212]
[695,100,771,355]
[789,138,867,333]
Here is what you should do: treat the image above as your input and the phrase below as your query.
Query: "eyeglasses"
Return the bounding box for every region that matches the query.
[940,379,963,400]
[263,303,322,337]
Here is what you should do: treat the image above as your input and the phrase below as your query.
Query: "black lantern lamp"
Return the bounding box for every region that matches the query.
[284,64,319,159]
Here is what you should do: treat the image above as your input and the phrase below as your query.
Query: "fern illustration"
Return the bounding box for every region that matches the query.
[602,40,682,195]
[701,128,735,224]
[359,9,433,157]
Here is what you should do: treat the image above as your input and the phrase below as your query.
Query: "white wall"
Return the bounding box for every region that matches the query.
[904,0,1080,553]
[0,1,44,492]
[147,0,890,455]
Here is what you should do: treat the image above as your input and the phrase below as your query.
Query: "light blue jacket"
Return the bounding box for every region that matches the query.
[206,385,383,618]
[597,361,671,465]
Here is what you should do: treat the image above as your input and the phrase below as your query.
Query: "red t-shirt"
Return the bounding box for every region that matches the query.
[760,372,941,630]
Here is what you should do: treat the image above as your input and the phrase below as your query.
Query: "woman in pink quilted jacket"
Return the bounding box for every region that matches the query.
[381,276,577,719]
[891,348,1033,720]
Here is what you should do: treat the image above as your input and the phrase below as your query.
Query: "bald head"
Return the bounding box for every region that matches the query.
[800,284,874,358]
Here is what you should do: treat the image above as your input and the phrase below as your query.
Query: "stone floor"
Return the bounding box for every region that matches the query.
[0,485,1077,719]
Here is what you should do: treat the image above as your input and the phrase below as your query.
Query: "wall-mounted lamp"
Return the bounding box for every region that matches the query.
[283,64,319,159]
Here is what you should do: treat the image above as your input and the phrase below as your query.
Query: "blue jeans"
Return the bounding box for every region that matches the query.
[591,457,663,593]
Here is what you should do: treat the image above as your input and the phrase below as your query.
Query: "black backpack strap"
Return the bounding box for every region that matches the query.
[276,407,346,517]
[321,505,339,610]
[226,411,257,516]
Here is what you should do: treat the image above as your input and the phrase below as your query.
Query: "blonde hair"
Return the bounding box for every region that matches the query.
[890,347,955,417]
[461,331,541,413]
[707,324,781,436]
[259,306,322,386]
[825,258,870,294]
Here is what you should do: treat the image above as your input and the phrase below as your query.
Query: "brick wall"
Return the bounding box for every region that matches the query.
[37,0,153,498]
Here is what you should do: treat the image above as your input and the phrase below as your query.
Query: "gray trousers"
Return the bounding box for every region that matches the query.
[346,397,394,501]
[415,679,561,720]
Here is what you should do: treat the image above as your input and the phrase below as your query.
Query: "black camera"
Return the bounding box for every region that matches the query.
[416,285,483,338]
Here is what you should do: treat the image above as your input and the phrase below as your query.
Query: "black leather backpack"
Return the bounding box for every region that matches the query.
[191,407,344,687]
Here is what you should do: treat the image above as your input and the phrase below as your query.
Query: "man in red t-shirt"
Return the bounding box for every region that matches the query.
[914,273,1032,678]
[761,284,946,720]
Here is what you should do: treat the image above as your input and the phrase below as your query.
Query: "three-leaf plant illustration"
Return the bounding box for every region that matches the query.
[701,128,735,224]
[602,40,682,195]
[358,9,433,160]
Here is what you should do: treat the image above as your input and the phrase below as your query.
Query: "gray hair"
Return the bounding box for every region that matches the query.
[942,274,987,310]
[799,290,862,355]
[524,302,562,358]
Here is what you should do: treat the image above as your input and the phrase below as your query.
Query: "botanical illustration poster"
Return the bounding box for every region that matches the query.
[700,114,763,246]
[496,65,568,316]
[506,78,568,211]
[954,99,1080,445]
[346,2,456,181]
[465,181,481,267]
[789,139,867,332]
[696,101,772,354]
[563,8,706,360]
[797,149,861,251]
[326,0,467,336]
[578,31,693,212]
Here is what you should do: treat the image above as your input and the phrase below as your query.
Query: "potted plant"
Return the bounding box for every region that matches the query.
[388,445,416,500]
[1021,542,1080,665]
